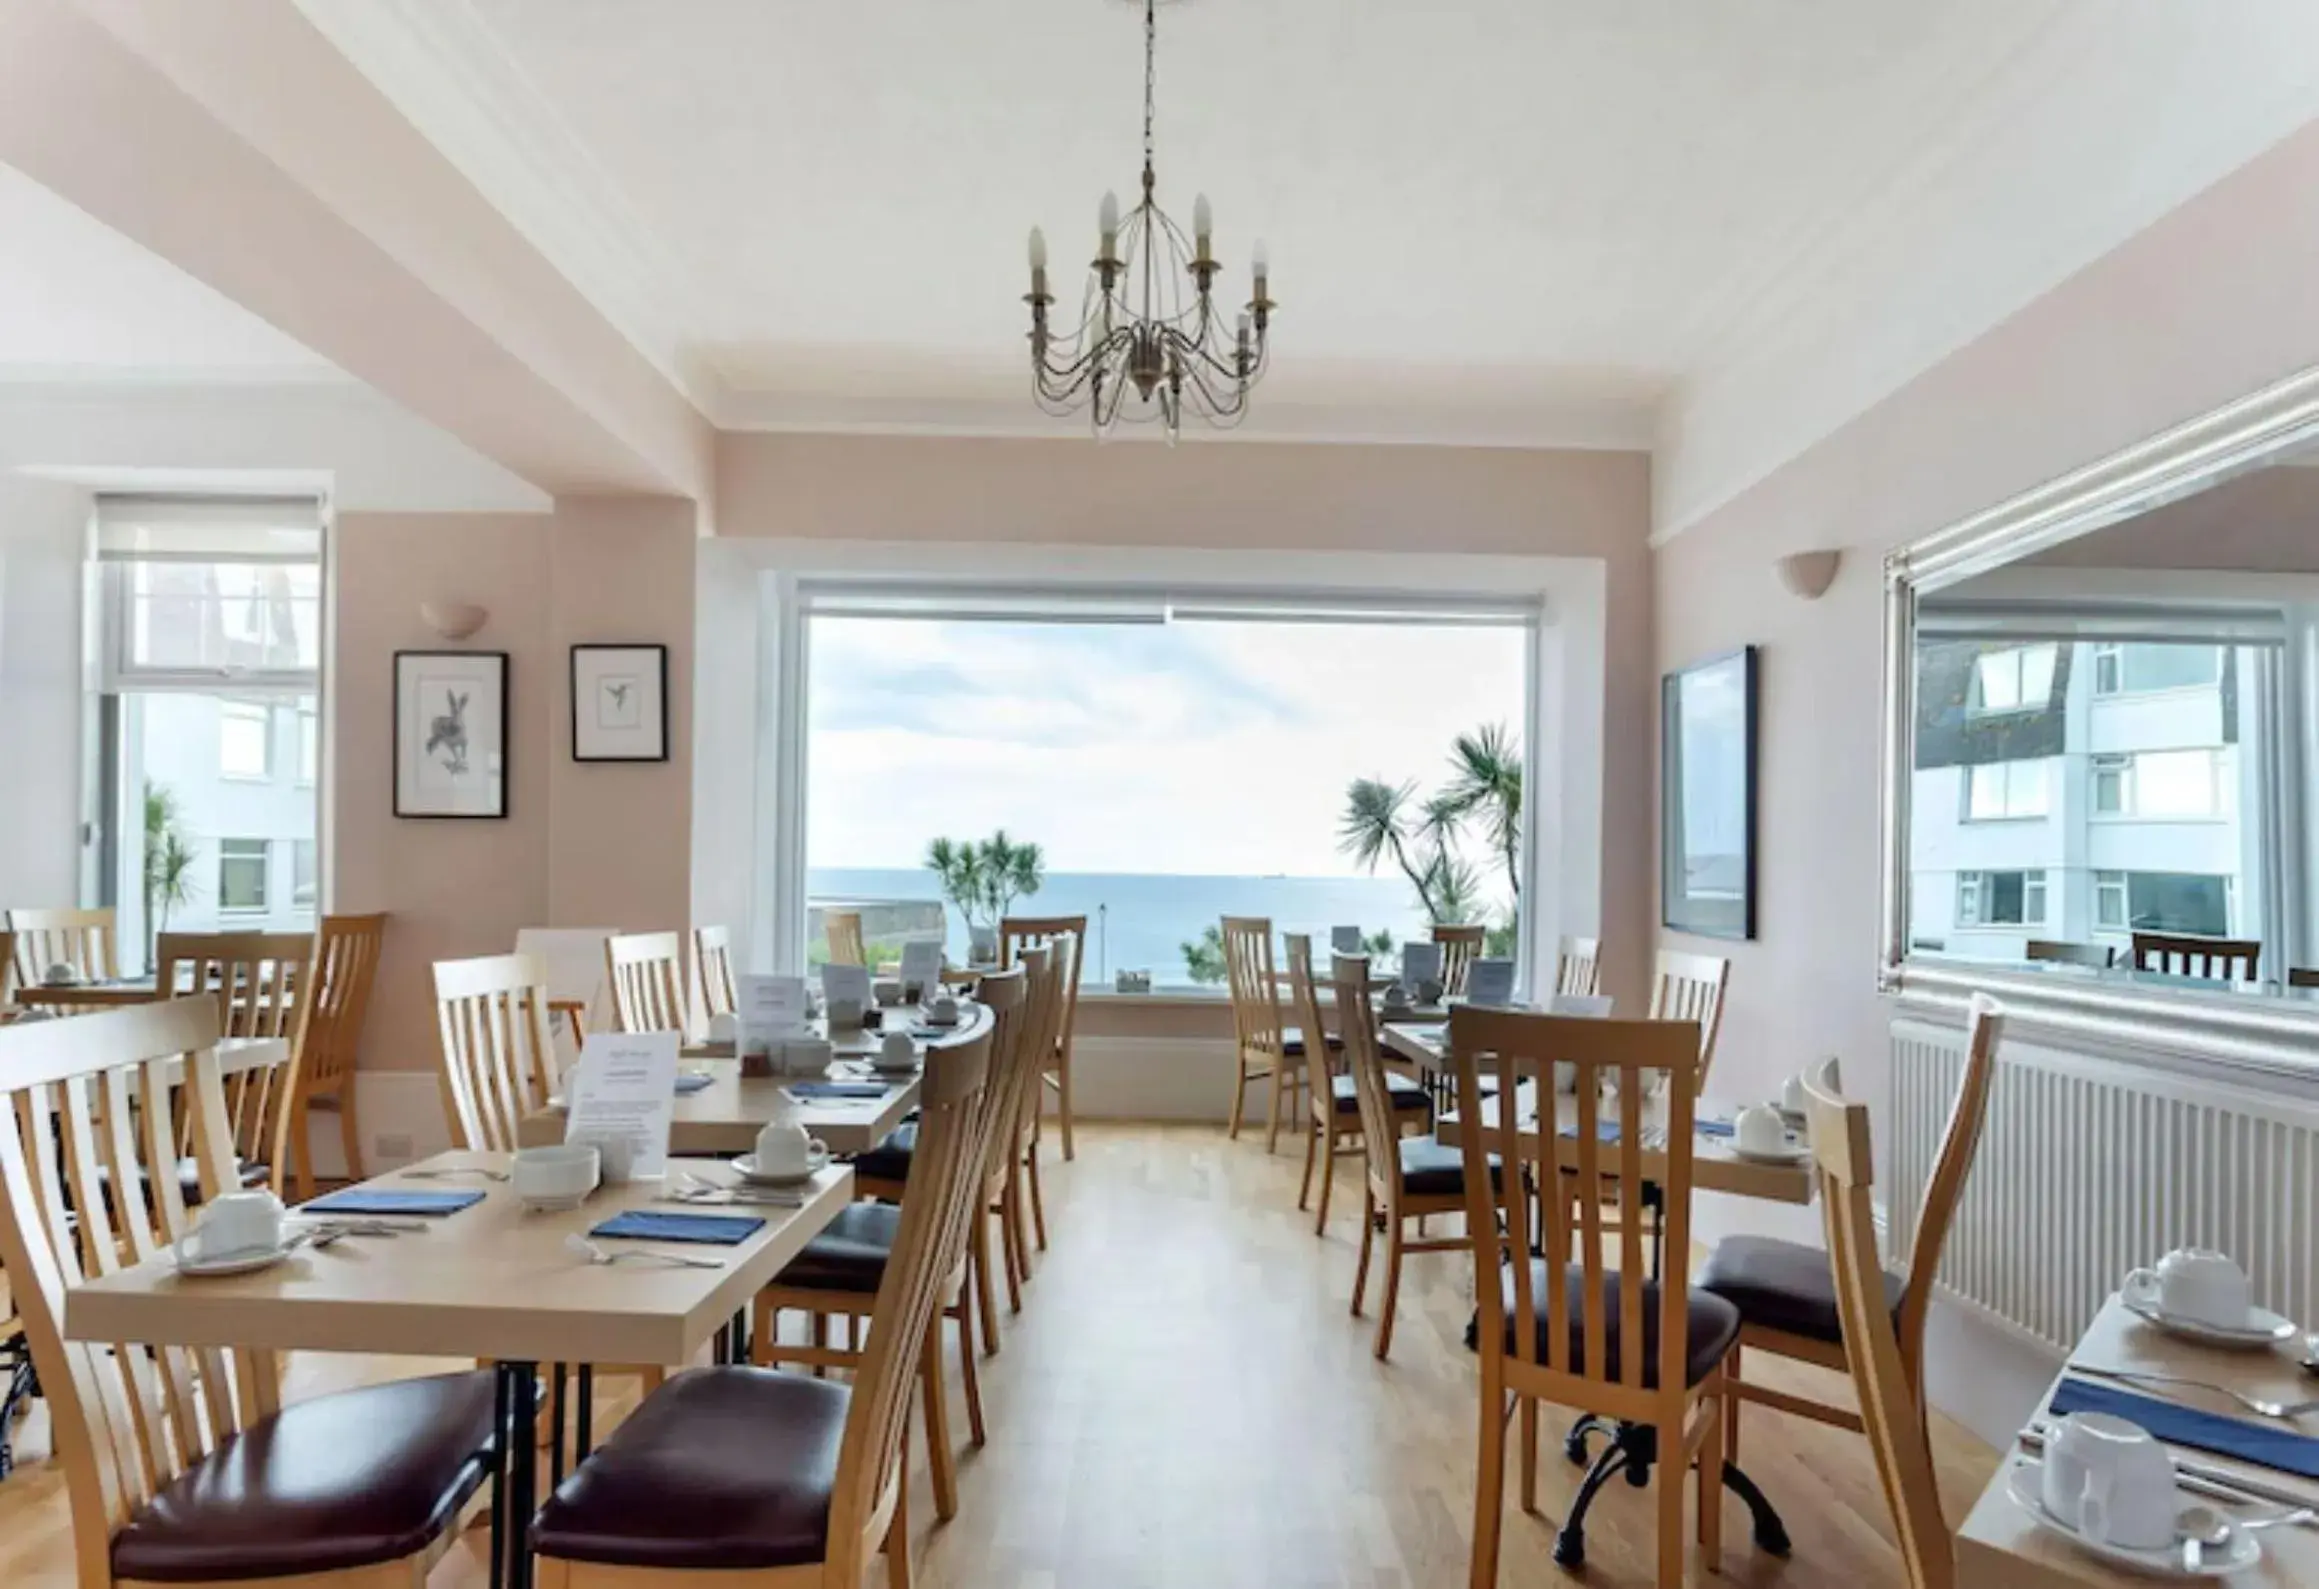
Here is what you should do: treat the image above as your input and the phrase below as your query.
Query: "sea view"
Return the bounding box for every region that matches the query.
[805,866,1445,989]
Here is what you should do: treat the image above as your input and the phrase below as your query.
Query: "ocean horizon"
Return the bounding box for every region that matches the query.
[806,866,1449,988]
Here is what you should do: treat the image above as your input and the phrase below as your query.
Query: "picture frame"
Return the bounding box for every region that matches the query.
[1661,645,1758,940]
[571,643,669,763]
[395,651,509,819]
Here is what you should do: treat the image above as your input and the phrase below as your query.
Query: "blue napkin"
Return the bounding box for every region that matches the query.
[789,1081,891,1101]
[2052,1375,2319,1481]
[302,1188,483,1217]
[1557,1120,1624,1143]
[590,1210,763,1246]
[674,1071,715,1095]
[1696,1118,1736,1139]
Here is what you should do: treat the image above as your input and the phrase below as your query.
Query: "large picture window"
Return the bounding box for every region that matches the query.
[799,592,1533,991]
[89,496,325,970]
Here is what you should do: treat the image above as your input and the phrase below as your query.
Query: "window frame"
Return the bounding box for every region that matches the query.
[216,838,272,916]
[1957,868,2045,928]
[217,699,276,783]
[1962,757,2051,822]
[99,559,323,697]
[1966,644,2058,717]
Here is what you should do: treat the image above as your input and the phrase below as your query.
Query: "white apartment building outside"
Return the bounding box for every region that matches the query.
[1909,638,2264,967]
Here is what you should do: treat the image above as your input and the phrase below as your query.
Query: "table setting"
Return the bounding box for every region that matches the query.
[1963,1245,2319,1583]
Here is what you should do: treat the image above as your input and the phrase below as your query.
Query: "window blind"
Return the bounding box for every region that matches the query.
[95,496,323,565]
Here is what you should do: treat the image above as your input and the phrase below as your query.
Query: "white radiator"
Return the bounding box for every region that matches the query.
[1889,1020,2319,1351]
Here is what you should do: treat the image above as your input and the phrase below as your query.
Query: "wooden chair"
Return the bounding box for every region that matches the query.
[693,924,738,1024]
[1001,912,1086,1169]
[1556,936,1603,997]
[753,965,1030,1524]
[156,929,315,1196]
[1650,948,1730,1084]
[605,930,687,1034]
[825,909,869,968]
[2025,939,2114,970]
[7,906,118,989]
[433,952,562,1152]
[1221,916,1297,1149]
[282,912,386,1199]
[1451,1004,1731,1589]
[2130,930,2260,982]
[0,996,497,1589]
[1333,953,1477,1360]
[1285,933,1429,1236]
[1702,995,2003,1465]
[1433,922,1488,996]
[1802,1058,1957,1589]
[533,1016,997,1588]
[2291,967,2319,990]
[0,927,15,1019]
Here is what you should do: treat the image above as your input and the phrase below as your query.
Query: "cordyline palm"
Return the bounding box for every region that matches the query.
[977,829,1045,923]
[1441,723,1522,902]
[1339,778,1443,920]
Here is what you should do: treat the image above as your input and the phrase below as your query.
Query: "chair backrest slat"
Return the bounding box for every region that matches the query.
[1896,995,2003,1383]
[1555,935,1602,997]
[1286,936,1342,1119]
[7,907,118,989]
[1648,948,1730,1084]
[605,931,687,1034]
[0,997,271,1581]
[1221,917,1283,1058]
[434,953,558,1152]
[157,930,317,1180]
[1451,1007,1703,1403]
[970,960,1035,1195]
[2130,930,2260,982]
[825,1023,993,1580]
[1802,1058,1956,1589]
[1431,922,1487,996]
[1327,954,1401,1183]
[1000,914,1087,1067]
[693,925,738,1022]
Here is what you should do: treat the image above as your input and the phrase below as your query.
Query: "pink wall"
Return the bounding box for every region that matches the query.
[2023,461,2319,573]
[334,501,695,1073]
[1653,119,2319,1139]
[716,433,1656,1005]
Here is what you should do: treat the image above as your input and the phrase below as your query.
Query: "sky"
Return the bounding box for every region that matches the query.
[806,614,1530,880]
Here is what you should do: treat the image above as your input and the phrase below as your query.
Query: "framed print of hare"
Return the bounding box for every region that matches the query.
[394,651,509,818]
[571,643,668,762]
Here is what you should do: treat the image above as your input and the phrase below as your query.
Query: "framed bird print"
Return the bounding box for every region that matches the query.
[571,644,669,762]
[395,651,509,818]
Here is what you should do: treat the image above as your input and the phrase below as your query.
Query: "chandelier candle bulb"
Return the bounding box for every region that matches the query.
[1193,192,1213,258]
[1098,190,1120,258]
[1028,226,1047,272]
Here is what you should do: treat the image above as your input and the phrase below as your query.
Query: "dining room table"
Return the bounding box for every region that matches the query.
[6,974,164,1013]
[63,1146,858,1589]
[1956,1294,2319,1585]
[516,998,993,1157]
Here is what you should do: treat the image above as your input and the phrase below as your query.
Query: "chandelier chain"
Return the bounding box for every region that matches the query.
[1143,0,1157,175]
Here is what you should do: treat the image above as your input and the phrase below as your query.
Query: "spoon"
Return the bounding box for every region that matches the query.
[2179,1501,2316,1566]
[562,1233,725,1270]
[401,1166,511,1182]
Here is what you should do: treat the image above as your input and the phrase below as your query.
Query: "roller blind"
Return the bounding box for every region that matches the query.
[95,495,323,564]
[798,579,1539,628]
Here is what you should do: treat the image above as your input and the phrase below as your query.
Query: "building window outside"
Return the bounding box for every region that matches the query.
[292,838,318,908]
[2093,748,2223,820]
[2091,642,2223,697]
[1964,759,2049,821]
[218,839,271,914]
[298,708,319,786]
[1958,869,2045,928]
[1968,644,2058,715]
[2096,870,2128,929]
[2096,870,2233,938]
[219,701,273,781]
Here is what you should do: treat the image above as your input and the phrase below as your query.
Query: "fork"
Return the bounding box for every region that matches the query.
[563,1233,726,1270]
[400,1166,511,1182]
[2072,1365,2319,1420]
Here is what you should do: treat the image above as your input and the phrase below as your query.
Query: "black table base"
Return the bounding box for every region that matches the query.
[0,1332,36,1480]
[1556,1415,1789,1567]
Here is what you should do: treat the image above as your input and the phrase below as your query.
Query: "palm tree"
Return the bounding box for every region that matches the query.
[977,830,1046,923]
[1442,723,1523,902]
[142,780,198,960]
[1338,778,1444,920]
[1181,923,1227,985]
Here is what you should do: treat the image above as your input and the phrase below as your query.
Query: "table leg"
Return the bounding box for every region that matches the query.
[575,1364,594,1459]
[487,1367,510,1589]
[549,1364,568,1491]
[497,1361,540,1589]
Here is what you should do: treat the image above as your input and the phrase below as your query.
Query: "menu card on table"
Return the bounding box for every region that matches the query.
[564,1030,679,1181]
[738,974,810,1050]
[1399,941,1443,993]
[820,962,871,1008]
[899,940,944,992]
[1330,925,1363,954]
[1464,958,1516,1007]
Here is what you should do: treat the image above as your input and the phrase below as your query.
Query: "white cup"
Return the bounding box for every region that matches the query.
[872,980,903,1008]
[879,1031,918,1070]
[826,997,865,1030]
[513,1143,600,1209]
[176,1189,284,1262]
[2040,1412,2177,1550]
[705,1012,739,1047]
[1780,1074,1809,1116]
[2125,1247,2252,1328]
[927,991,959,1022]
[780,1036,834,1077]
[568,1133,637,1184]
[1734,1103,1788,1157]
[754,1118,827,1177]
[1382,983,1411,1011]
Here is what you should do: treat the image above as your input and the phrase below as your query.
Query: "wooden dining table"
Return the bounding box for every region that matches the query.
[1380,1021,1815,1204]
[6,975,164,1013]
[64,1147,857,1589]
[517,1000,992,1157]
[1957,1296,2319,1585]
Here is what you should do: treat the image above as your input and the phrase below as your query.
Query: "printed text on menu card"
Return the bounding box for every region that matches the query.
[564,1030,679,1180]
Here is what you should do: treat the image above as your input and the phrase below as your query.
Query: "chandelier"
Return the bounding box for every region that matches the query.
[1024,0,1275,439]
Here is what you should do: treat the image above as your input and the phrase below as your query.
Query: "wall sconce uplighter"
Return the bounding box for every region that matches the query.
[419,601,489,641]
[1775,550,1843,601]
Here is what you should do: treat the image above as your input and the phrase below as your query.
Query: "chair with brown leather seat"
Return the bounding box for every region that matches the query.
[605,930,688,1034]
[1801,1058,1958,1589]
[157,929,315,1198]
[1000,913,1086,1173]
[693,924,739,1025]
[1219,916,1296,1147]
[1334,953,1485,1360]
[1700,994,2003,1469]
[282,912,386,1199]
[532,1009,998,1588]
[2130,929,2261,982]
[1556,935,1603,997]
[0,996,497,1589]
[751,963,1035,1523]
[7,905,118,992]
[1284,934,1428,1235]
[1451,1004,1733,1589]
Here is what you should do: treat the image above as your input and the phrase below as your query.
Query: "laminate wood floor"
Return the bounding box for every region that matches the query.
[0,1123,1995,1587]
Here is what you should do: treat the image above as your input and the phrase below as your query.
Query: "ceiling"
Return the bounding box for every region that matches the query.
[0,163,337,381]
[17,2,2319,537]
